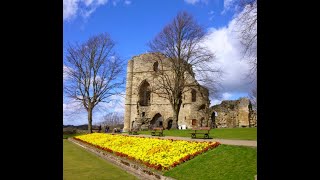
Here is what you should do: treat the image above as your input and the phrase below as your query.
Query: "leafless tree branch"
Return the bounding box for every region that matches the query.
[235,0,257,79]
[64,33,125,133]
[148,11,221,128]
[100,112,124,128]
[234,0,257,111]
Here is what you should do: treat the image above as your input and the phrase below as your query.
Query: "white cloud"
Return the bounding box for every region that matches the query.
[63,65,72,81]
[83,0,94,6]
[63,99,82,113]
[221,0,236,14]
[63,0,79,21]
[222,92,232,99]
[211,92,233,105]
[63,97,87,125]
[63,92,125,125]
[82,7,97,18]
[124,0,131,5]
[184,0,200,4]
[97,0,108,5]
[223,0,235,9]
[204,18,252,93]
[97,93,125,114]
[63,0,108,22]
[202,7,256,106]
[184,0,209,5]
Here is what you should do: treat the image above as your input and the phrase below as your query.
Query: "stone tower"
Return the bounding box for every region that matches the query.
[123,53,210,131]
[124,59,134,132]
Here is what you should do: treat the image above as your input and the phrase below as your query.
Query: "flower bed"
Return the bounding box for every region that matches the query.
[73,133,220,171]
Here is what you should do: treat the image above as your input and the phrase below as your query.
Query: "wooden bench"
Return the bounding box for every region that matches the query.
[92,128,101,133]
[128,128,139,135]
[151,127,164,136]
[190,127,211,139]
[112,128,122,134]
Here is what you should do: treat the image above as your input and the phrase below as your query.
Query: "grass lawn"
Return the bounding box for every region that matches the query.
[164,144,257,180]
[63,133,87,139]
[63,139,138,180]
[136,128,257,140]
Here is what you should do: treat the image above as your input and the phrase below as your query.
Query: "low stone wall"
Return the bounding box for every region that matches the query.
[68,138,176,180]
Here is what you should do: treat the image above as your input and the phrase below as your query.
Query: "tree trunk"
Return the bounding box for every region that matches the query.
[88,108,93,133]
[172,104,181,129]
[172,110,178,129]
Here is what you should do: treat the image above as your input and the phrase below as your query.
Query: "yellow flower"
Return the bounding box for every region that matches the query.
[74,133,219,170]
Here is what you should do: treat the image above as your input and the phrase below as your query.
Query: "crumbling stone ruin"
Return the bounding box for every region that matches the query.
[123,53,257,131]
[123,53,210,131]
[209,98,257,128]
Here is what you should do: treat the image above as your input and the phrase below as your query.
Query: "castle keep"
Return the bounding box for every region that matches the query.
[123,53,257,131]
[123,53,210,131]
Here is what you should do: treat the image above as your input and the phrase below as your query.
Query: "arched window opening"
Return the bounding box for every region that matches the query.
[139,80,151,106]
[191,89,196,102]
[211,112,216,128]
[192,119,197,126]
[153,61,159,72]
[150,113,163,128]
[167,119,173,130]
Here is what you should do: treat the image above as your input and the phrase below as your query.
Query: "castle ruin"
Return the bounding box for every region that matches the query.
[123,53,257,131]
[123,53,210,131]
[209,98,257,128]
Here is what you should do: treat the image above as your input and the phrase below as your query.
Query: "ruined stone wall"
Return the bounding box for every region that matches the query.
[209,98,257,128]
[178,86,210,128]
[123,53,210,131]
[249,110,257,127]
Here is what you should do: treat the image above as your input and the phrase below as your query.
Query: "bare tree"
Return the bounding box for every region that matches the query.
[234,0,257,112]
[64,33,124,133]
[148,11,220,129]
[101,112,124,127]
[235,0,257,78]
[249,80,257,110]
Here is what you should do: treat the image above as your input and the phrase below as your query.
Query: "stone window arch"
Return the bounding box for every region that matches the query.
[191,89,196,102]
[139,80,151,106]
[192,119,197,125]
[153,61,159,72]
[211,111,217,128]
[150,113,163,128]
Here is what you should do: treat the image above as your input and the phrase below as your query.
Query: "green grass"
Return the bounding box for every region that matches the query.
[164,145,257,180]
[63,133,86,139]
[63,139,138,180]
[137,128,257,140]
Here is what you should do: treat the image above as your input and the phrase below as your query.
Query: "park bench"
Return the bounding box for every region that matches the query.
[151,127,164,136]
[190,127,211,139]
[112,128,122,134]
[92,128,102,133]
[128,128,139,135]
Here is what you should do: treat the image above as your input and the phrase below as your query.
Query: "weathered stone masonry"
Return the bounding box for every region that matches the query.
[209,98,257,128]
[123,53,257,131]
[123,53,210,131]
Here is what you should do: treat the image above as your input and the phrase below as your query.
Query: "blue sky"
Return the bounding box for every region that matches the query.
[64,0,234,59]
[63,0,256,125]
